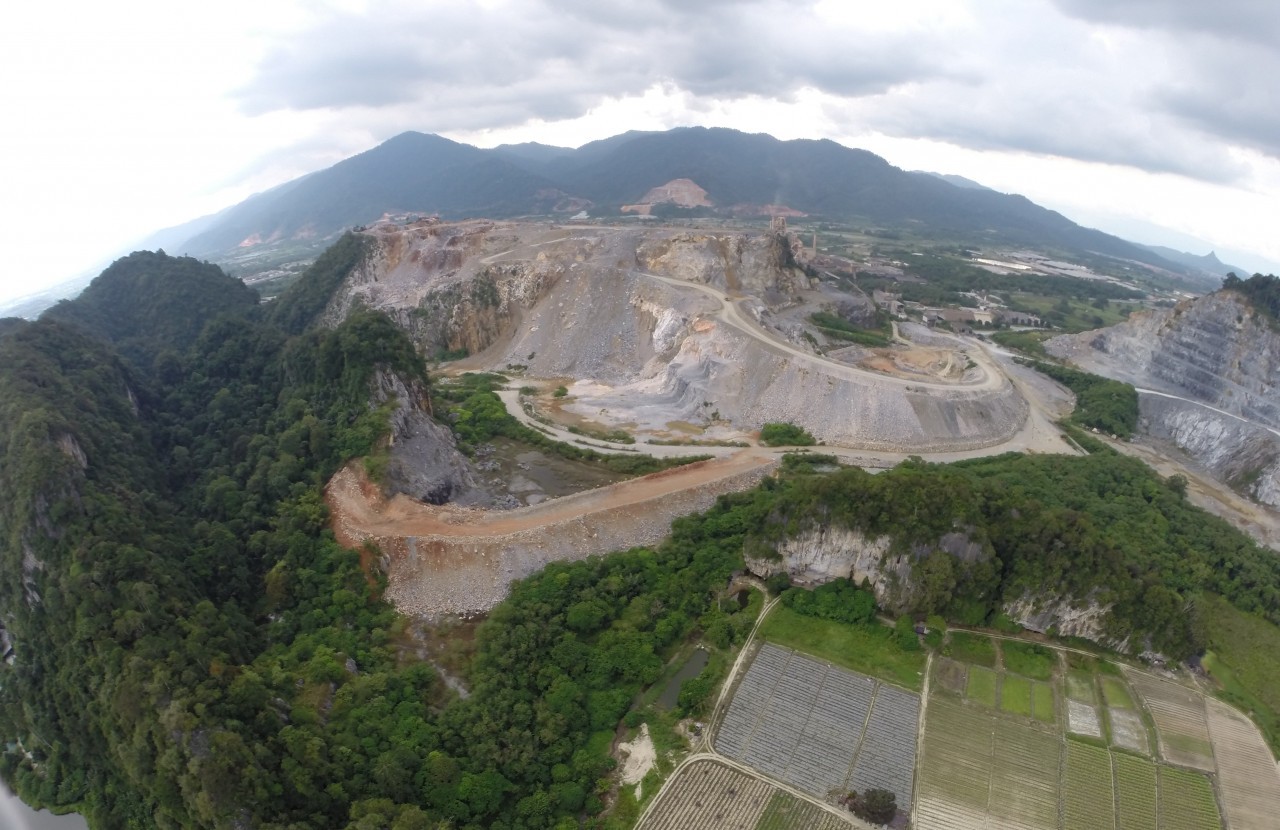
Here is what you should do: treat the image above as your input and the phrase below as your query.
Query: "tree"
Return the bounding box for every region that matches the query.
[844,788,897,824]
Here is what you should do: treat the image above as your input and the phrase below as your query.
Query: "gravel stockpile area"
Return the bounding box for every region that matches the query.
[715,644,920,805]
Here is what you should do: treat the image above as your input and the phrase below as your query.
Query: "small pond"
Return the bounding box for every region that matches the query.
[657,647,710,710]
[0,783,87,830]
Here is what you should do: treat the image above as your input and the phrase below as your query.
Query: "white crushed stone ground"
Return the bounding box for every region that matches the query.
[1109,708,1147,752]
[618,723,657,799]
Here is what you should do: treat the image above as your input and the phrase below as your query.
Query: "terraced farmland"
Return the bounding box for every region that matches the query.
[1109,707,1149,754]
[1113,753,1158,830]
[1063,739,1115,830]
[638,759,773,830]
[1206,697,1280,830]
[1000,673,1033,717]
[1125,670,1215,770]
[1031,681,1056,724]
[1158,765,1222,830]
[714,643,918,806]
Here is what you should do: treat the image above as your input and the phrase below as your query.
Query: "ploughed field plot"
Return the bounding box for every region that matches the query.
[637,759,773,830]
[714,643,919,807]
[1125,669,1216,771]
[1205,697,1280,830]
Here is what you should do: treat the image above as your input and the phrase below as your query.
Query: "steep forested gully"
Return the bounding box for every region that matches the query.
[1,240,1278,829]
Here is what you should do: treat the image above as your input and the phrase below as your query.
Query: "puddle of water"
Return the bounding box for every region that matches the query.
[658,648,711,710]
[0,784,87,830]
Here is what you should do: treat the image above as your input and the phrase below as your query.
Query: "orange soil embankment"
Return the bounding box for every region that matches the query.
[326,450,778,616]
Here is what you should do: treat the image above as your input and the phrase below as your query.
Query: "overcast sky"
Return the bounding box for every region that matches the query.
[3,0,1280,307]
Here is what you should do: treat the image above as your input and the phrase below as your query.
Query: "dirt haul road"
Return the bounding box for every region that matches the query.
[328,451,778,616]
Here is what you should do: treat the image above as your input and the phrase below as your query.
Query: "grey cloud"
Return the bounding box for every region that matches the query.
[1050,0,1280,44]
[237,0,951,122]
[1157,42,1280,159]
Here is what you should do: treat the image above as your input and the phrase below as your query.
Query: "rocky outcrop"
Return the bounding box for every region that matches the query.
[1002,593,1117,645]
[371,370,490,506]
[636,231,809,296]
[1046,290,1280,504]
[1138,394,1280,508]
[1047,291,1280,429]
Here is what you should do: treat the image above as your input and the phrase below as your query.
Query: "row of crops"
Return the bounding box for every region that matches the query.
[714,643,919,806]
[916,691,1223,830]
[636,759,849,830]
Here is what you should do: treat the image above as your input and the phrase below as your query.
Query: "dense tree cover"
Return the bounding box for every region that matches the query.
[42,250,259,369]
[781,579,876,624]
[747,454,1280,659]
[1019,360,1139,437]
[1223,272,1280,326]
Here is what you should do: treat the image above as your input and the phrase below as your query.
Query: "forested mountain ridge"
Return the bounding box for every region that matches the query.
[164,128,1192,277]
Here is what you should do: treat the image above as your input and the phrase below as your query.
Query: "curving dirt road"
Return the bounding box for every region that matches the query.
[637,269,1008,393]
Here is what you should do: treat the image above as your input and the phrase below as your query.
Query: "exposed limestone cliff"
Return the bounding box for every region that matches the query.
[1046,290,1280,504]
[635,231,809,296]
[1047,291,1280,428]
[745,524,1122,647]
[370,369,491,506]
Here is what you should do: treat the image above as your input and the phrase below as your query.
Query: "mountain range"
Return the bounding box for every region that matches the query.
[151,127,1211,281]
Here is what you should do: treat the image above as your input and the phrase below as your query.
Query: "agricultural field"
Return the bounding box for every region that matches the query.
[933,656,967,696]
[714,643,919,807]
[1206,697,1280,830]
[1065,670,1098,705]
[1109,707,1150,754]
[1113,753,1158,830]
[1159,765,1222,830]
[965,665,998,707]
[1000,673,1033,717]
[755,790,849,830]
[637,759,773,830]
[916,697,995,830]
[1001,640,1057,681]
[1032,681,1056,724]
[1125,669,1216,770]
[1063,739,1115,830]
[943,631,996,667]
[989,720,1061,829]
[1101,675,1138,709]
[1066,698,1103,738]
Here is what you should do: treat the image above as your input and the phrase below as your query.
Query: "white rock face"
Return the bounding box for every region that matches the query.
[1047,290,1280,506]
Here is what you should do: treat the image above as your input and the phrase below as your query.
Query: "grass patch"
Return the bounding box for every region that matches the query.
[1199,593,1280,754]
[1032,682,1056,724]
[966,666,998,707]
[943,631,997,667]
[1000,674,1033,717]
[1100,676,1136,709]
[810,311,892,347]
[1001,640,1056,681]
[759,605,926,690]
[1066,671,1098,705]
[1019,359,1138,438]
[759,422,815,447]
[991,329,1050,358]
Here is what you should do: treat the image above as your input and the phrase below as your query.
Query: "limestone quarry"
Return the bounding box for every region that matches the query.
[1048,290,1280,510]
[323,219,1074,615]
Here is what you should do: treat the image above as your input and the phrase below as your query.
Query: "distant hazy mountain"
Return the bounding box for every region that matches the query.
[158,127,1188,274]
[915,171,993,191]
[1139,245,1249,280]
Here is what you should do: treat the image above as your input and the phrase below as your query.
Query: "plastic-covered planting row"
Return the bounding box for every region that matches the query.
[716,644,921,806]
[847,684,920,802]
